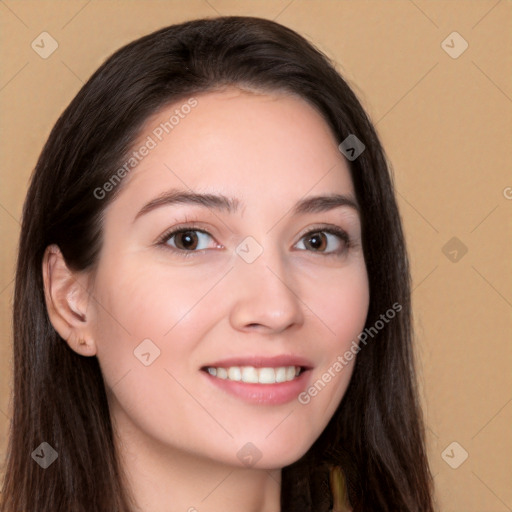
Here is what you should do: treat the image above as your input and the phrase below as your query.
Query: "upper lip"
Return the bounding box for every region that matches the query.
[201,354,314,370]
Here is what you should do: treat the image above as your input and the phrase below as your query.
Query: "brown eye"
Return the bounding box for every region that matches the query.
[162,228,214,252]
[304,232,328,252]
[295,227,350,256]
[173,230,200,250]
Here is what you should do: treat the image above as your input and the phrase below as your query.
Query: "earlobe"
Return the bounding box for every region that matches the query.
[42,244,97,356]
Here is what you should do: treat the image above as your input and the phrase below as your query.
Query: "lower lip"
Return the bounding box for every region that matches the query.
[201,369,311,405]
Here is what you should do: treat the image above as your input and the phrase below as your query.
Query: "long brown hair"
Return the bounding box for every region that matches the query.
[1,16,435,511]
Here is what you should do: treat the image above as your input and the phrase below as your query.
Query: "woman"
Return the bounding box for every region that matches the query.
[1,16,435,512]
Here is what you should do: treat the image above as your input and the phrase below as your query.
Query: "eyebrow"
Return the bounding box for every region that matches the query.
[133,188,360,222]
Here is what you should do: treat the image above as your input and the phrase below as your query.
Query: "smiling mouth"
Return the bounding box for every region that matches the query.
[201,365,305,384]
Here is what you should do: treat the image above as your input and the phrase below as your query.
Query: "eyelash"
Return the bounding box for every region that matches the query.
[156,222,352,259]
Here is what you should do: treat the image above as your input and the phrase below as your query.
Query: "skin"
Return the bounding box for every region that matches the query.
[43,87,370,512]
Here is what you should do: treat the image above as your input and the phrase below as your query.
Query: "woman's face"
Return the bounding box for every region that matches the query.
[87,87,369,469]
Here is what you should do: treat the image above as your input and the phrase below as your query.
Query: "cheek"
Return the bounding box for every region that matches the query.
[295,262,369,416]
[89,262,218,443]
[90,259,223,387]
[305,260,370,355]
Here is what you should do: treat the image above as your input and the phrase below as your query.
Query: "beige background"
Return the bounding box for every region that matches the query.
[0,1,510,510]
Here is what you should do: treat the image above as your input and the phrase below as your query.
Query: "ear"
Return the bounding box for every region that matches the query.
[42,244,97,356]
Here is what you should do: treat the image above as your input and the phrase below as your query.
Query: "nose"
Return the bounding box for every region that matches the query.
[228,243,304,334]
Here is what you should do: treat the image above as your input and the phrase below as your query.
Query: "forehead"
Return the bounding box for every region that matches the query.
[109,87,356,216]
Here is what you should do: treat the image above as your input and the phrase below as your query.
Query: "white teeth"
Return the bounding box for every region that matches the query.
[227,367,242,381]
[205,365,301,384]
[241,366,259,383]
[275,367,287,383]
[286,366,296,380]
[258,368,275,384]
[216,367,228,379]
